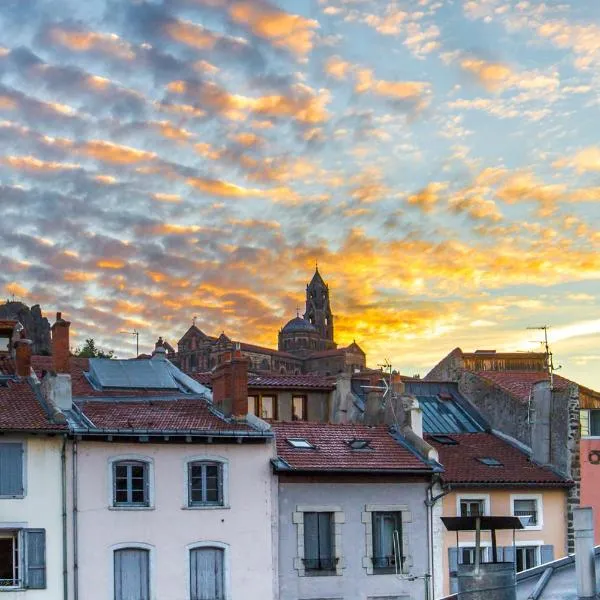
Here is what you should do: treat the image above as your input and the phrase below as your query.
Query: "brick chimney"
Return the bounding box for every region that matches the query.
[51,312,71,374]
[211,345,249,419]
[14,330,32,377]
[151,337,167,360]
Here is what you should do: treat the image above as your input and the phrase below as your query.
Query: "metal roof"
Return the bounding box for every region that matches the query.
[418,394,483,433]
[88,358,180,390]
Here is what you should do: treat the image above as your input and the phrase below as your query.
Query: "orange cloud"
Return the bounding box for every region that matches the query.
[81,140,156,164]
[97,259,126,269]
[324,55,352,79]
[186,176,261,198]
[460,57,513,91]
[553,147,600,173]
[64,271,98,282]
[355,68,431,108]
[0,96,17,110]
[152,193,182,203]
[164,19,222,50]
[2,155,80,172]
[48,27,135,61]
[407,183,446,212]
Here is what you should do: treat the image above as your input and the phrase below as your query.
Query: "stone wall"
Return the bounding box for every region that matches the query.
[0,302,51,355]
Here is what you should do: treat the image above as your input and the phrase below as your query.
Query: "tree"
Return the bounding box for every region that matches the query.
[73,338,115,359]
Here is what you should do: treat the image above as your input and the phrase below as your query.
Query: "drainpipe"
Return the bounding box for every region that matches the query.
[574,507,597,599]
[61,436,68,600]
[425,476,451,600]
[72,439,79,600]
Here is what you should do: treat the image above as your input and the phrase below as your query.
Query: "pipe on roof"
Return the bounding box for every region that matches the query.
[527,567,554,600]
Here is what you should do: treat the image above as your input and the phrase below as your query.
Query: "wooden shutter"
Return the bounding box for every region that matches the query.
[503,545,515,564]
[114,548,149,600]
[318,513,333,567]
[448,547,458,594]
[190,547,224,600]
[303,512,320,567]
[0,442,23,496]
[540,545,554,564]
[24,529,46,589]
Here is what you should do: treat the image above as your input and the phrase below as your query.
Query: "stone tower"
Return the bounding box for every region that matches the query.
[303,267,334,343]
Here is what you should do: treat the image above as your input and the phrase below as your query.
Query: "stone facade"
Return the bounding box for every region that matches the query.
[0,302,51,355]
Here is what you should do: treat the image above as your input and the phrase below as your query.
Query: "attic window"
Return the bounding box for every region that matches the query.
[287,438,314,449]
[438,392,453,401]
[430,435,458,445]
[477,457,503,466]
[347,439,372,450]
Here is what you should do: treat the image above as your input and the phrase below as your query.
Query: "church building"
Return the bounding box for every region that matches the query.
[174,269,366,376]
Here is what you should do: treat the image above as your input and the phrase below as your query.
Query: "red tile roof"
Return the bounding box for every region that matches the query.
[0,379,66,431]
[77,399,255,433]
[426,432,569,486]
[31,356,181,398]
[475,371,571,403]
[272,422,431,472]
[189,372,335,390]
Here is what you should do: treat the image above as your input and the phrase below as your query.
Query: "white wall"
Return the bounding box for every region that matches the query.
[0,434,65,600]
[75,440,275,600]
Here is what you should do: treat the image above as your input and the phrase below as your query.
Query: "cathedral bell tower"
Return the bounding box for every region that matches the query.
[303,267,335,344]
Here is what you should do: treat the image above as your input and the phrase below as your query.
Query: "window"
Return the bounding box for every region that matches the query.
[287,438,314,449]
[459,546,488,565]
[247,396,258,416]
[372,512,402,573]
[113,461,149,507]
[348,439,372,450]
[460,499,485,517]
[477,457,503,466]
[513,499,538,526]
[0,442,24,497]
[591,410,600,436]
[0,529,45,589]
[190,546,225,600]
[114,548,149,600]
[188,462,223,507]
[303,512,336,573]
[292,396,307,421]
[259,395,276,419]
[516,546,539,572]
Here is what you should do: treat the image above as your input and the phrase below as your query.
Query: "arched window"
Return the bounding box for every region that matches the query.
[114,547,150,600]
[189,544,227,600]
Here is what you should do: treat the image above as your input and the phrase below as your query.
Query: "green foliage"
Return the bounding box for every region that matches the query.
[73,338,115,359]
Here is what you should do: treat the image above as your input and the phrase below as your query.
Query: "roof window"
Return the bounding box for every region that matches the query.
[477,457,503,466]
[429,434,458,445]
[347,438,372,450]
[286,438,314,449]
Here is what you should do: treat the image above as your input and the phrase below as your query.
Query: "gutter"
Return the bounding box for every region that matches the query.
[445,481,572,488]
[69,427,273,438]
[61,435,68,600]
[72,439,79,600]
[271,465,437,475]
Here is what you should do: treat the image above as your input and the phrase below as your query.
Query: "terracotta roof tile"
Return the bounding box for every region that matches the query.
[249,374,335,390]
[272,422,431,472]
[474,371,571,403]
[0,379,66,431]
[426,432,569,486]
[77,399,256,433]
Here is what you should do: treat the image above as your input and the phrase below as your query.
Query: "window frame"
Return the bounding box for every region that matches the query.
[456,494,490,518]
[108,455,154,510]
[186,541,230,600]
[362,504,412,575]
[371,511,403,574]
[293,505,345,577]
[589,409,600,437]
[0,527,46,590]
[183,456,229,510]
[514,542,542,572]
[291,395,308,421]
[510,494,543,530]
[0,529,20,589]
[110,542,154,600]
[0,441,26,499]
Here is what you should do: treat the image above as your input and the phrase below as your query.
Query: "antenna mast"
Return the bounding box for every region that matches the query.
[120,329,140,357]
[526,325,561,389]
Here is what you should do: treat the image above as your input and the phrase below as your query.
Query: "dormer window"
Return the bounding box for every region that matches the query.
[347,439,372,450]
[477,457,503,466]
[429,435,458,445]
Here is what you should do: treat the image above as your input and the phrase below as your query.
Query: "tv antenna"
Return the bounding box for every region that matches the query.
[120,329,140,357]
[526,325,561,389]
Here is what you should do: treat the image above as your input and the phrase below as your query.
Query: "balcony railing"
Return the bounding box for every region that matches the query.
[514,510,537,525]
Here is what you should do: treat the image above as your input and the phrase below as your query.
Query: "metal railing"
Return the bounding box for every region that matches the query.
[514,510,537,525]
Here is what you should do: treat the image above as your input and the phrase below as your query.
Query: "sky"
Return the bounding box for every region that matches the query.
[1,0,599,388]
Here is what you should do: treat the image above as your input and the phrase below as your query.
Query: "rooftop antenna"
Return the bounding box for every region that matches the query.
[120,329,140,357]
[192,315,198,327]
[526,325,561,389]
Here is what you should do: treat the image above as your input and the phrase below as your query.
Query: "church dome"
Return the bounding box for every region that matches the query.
[281,316,317,334]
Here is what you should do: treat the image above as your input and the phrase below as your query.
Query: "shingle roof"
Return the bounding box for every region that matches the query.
[475,371,571,403]
[0,379,66,431]
[272,422,432,472]
[190,372,335,390]
[426,432,569,486]
[76,398,257,433]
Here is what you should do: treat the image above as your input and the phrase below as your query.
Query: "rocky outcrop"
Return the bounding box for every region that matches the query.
[0,302,51,355]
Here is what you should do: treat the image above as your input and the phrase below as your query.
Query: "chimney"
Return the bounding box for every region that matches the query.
[211,346,249,419]
[14,331,32,377]
[51,312,71,374]
[574,507,597,599]
[531,380,552,465]
[151,337,167,360]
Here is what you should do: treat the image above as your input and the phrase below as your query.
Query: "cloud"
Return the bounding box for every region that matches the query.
[407,183,446,213]
[553,147,600,173]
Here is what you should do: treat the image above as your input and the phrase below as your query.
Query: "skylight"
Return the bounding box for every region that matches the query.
[286,438,314,449]
[347,439,372,450]
[429,435,458,445]
[477,457,503,466]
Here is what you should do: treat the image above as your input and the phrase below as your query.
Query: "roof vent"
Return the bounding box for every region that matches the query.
[347,438,372,450]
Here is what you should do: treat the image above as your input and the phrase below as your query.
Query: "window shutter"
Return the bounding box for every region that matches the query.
[318,512,334,565]
[0,442,24,496]
[540,545,554,564]
[304,513,320,566]
[114,548,149,600]
[190,547,224,600]
[24,529,46,589]
[448,547,458,594]
[503,546,515,564]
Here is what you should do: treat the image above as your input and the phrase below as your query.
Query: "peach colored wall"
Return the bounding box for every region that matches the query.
[581,438,600,544]
[439,488,567,597]
[75,440,275,600]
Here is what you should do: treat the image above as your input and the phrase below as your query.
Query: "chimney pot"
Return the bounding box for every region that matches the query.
[51,313,71,374]
[15,337,33,377]
[574,507,597,599]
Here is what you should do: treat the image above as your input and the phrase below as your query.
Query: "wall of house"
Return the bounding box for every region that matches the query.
[278,477,431,600]
[580,437,600,544]
[0,435,64,600]
[75,440,275,600]
[439,488,568,597]
[249,389,330,422]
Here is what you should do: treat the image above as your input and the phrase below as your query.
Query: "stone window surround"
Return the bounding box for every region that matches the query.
[293,505,345,577]
[455,493,491,517]
[510,493,543,530]
[182,455,229,510]
[361,504,412,575]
